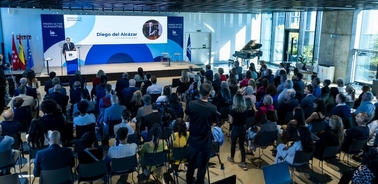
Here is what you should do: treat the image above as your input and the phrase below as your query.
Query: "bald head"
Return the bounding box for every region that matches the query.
[20,77,27,85]
[48,130,61,145]
[3,109,14,121]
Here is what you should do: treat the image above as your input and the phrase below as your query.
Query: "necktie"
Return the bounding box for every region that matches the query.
[68,43,70,50]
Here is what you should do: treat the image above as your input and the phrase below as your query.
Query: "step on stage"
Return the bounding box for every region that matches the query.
[37,62,201,85]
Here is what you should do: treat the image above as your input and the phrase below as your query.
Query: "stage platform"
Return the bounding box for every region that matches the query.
[37,62,201,85]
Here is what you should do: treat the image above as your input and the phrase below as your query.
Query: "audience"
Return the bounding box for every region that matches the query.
[341,112,370,152]
[115,72,129,100]
[256,78,269,102]
[156,85,171,106]
[277,79,293,102]
[48,77,67,95]
[14,77,37,98]
[77,132,103,165]
[69,81,82,105]
[140,104,161,141]
[321,79,331,95]
[27,114,48,148]
[12,97,32,125]
[242,86,256,104]
[255,95,274,124]
[276,89,299,125]
[12,84,36,109]
[354,85,370,109]
[95,75,109,106]
[0,124,21,175]
[146,76,162,95]
[114,110,136,136]
[69,71,87,89]
[127,90,143,118]
[177,70,191,99]
[240,70,253,88]
[205,64,213,82]
[104,95,126,136]
[354,91,375,118]
[122,79,139,100]
[171,118,189,164]
[282,107,306,143]
[73,101,96,128]
[300,84,316,110]
[73,91,95,117]
[0,109,22,136]
[312,77,321,98]
[212,73,221,93]
[91,69,105,100]
[336,77,345,94]
[249,110,278,153]
[136,95,153,124]
[46,84,69,114]
[293,73,305,95]
[329,93,352,118]
[134,67,147,82]
[188,66,196,80]
[44,71,56,93]
[249,63,258,80]
[228,73,239,96]
[169,93,184,119]
[141,73,152,95]
[305,99,326,125]
[218,67,227,81]
[40,99,66,143]
[345,85,356,102]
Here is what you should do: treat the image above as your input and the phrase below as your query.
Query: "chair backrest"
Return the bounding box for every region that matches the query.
[245,117,255,129]
[108,119,123,137]
[304,108,314,119]
[345,102,355,109]
[74,139,86,154]
[141,152,166,168]
[284,112,293,124]
[263,162,292,184]
[40,166,72,184]
[0,173,20,183]
[0,149,14,169]
[150,94,160,103]
[258,130,278,147]
[349,139,368,154]
[29,146,48,160]
[127,133,140,145]
[310,121,326,134]
[78,160,107,181]
[211,174,237,184]
[218,106,230,119]
[323,145,341,160]
[292,151,313,166]
[75,123,96,140]
[111,155,138,174]
[171,78,180,88]
[135,81,143,88]
[9,133,21,150]
[172,146,190,163]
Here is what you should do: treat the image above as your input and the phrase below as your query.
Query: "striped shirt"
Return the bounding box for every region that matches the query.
[108,143,138,159]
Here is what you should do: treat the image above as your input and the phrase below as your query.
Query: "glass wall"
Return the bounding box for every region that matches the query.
[353,10,378,84]
[260,13,272,62]
[301,11,317,63]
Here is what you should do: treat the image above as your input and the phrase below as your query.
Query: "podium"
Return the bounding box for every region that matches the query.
[65,51,78,75]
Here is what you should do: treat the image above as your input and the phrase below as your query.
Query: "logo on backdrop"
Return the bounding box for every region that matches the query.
[143,20,162,40]
[50,30,57,37]
[172,30,178,36]
[66,16,82,22]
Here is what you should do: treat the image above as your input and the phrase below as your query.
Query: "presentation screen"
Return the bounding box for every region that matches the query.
[64,15,167,45]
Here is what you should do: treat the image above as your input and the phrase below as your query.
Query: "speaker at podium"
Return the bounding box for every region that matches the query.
[65,51,78,75]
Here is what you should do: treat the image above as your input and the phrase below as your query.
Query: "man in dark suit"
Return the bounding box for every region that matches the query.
[300,84,316,110]
[46,84,69,115]
[146,22,158,37]
[276,89,299,125]
[205,64,213,82]
[69,81,82,105]
[33,131,74,177]
[13,77,37,99]
[293,73,305,96]
[44,71,56,93]
[115,72,129,100]
[69,71,87,89]
[62,37,76,57]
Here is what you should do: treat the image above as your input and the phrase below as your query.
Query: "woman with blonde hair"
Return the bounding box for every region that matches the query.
[345,85,356,102]
[177,70,191,99]
[227,93,248,171]
[127,90,143,118]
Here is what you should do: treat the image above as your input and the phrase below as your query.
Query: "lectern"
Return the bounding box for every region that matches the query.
[65,51,78,75]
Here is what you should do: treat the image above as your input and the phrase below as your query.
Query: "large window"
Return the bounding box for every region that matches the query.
[301,11,317,63]
[260,13,272,62]
[353,10,378,84]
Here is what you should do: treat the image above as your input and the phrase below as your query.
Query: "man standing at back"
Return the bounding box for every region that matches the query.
[33,131,74,177]
[185,82,218,184]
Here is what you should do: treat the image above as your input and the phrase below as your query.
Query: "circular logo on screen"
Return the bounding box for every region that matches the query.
[143,20,162,40]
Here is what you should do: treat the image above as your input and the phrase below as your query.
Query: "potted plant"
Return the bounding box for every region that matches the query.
[297,54,308,70]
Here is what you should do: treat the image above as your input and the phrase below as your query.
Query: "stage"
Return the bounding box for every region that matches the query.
[37,61,202,85]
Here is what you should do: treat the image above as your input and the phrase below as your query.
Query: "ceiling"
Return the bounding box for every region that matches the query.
[1,0,378,13]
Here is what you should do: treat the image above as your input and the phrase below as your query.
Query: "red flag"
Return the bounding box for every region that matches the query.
[11,34,20,70]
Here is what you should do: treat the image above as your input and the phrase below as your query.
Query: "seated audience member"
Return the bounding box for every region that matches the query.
[95,75,108,103]
[139,126,167,177]
[227,93,248,171]
[247,78,257,92]
[69,71,86,89]
[146,76,162,95]
[233,61,243,80]
[216,84,232,110]
[305,99,326,125]
[276,74,287,93]
[177,70,191,99]
[104,95,126,136]
[282,107,306,143]
[171,118,189,164]
[69,81,82,105]
[122,79,139,99]
[354,85,371,109]
[264,69,275,84]
[47,77,67,95]
[127,90,143,118]
[249,63,258,80]
[212,73,221,93]
[77,132,103,165]
[73,101,96,128]
[275,126,314,164]
[185,75,201,102]
[256,78,269,102]
[321,79,331,95]
[218,68,227,82]
[40,99,66,139]
[46,84,69,114]
[0,109,22,136]
[336,77,345,94]
[293,73,305,96]
[291,67,299,81]
[0,125,21,175]
[274,69,287,87]
[33,131,74,177]
[326,87,339,106]
[14,77,37,99]
[114,110,136,136]
[12,84,36,108]
[205,64,213,82]
[312,77,321,98]
[44,72,56,93]
[259,63,268,79]
[136,95,153,124]
[27,114,48,149]
[188,66,196,80]
[245,98,256,117]
[367,119,378,149]
[115,72,129,100]
[140,104,161,141]
[228,73,239,96]
[354,91,375,118]
[255,95,274,124]
[276,89,299,125]
[242,86,256,104]
[140,73,152,96]
[260,84,279,108]
[275,63,286,78]
[249,110,278,154]
[277,79,293,102]
[240,70,253,88]
[314,115,344,159]
[345,85,356,102]
[91,70,105,100]
[73,91,95,117]
[134,67,147,82]
[12,97,32,122]
[329,93,352,118]
[156,86,171,106]
[300,84,316,111]
[341,112,370,152]
[169,93,184,119]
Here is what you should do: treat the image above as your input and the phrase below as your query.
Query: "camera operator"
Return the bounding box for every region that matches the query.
[185,82,219,184]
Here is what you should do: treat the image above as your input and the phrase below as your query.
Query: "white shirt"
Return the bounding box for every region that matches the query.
[13,94,35,108]
[114,122,135,136]
[146,84,162,95]
[108,143,138,159]
[73,113,96,127]
[367,120,378,146]
[275,141,302,165]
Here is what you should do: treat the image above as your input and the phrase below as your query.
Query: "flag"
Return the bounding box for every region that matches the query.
[186,34,191,63]
[11,34,20,70]
[26,37,34,70]
[18,35,26,70]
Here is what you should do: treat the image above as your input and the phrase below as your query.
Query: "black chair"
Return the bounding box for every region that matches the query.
[342,139,368,165]
[262,162,292,184]
[342,117,354,129]
[0,150,16,174]
[39,166,73,184]
[0,173,21,183]
[136,81,143,88]
[13,106,32,132]
[345,102,355,109]
[29,146,48,183]
[172,146,191,184]
[127,133,140,146]
[325,104,335,116]
[211,174,237,184]
[78,160,107,183]
[310,121,326,134]
[75,123,96,140]
[9,133,23,171]
[107,119,123,138]
[250,130,278,168]
[284,112,294,124]
[218,106,230,124]
[140,152,166,181]
[245,117,255,129]
[287,151,313,180]
[108,155,138,184]
[304,108,314,119]
[171,78,180,88]
[318,145,341,174]
[121,96,133,106]
[150,94,161,104]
